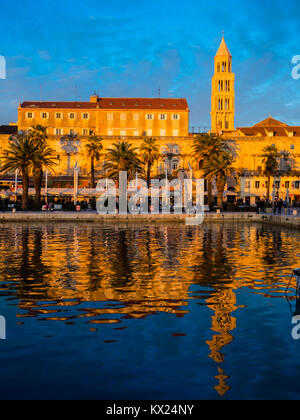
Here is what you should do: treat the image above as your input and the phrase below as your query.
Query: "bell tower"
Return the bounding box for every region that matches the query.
[211,35,235,133]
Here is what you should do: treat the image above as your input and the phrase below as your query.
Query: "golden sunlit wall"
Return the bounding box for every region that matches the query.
[17,100,189,139]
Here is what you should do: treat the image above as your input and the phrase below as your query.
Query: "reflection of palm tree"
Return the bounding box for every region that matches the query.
[86,228,105,291]
[191,225,236,397]
[60,134,80,175]
[109,230,133,287]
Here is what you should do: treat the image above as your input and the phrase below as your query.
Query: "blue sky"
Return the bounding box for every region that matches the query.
[0,0,300,128]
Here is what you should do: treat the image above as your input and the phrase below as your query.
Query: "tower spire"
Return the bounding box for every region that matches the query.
[211,36,235,133]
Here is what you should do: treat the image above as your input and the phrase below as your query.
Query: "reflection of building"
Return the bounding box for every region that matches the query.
[1,223,299,398]
[206,288,237,397]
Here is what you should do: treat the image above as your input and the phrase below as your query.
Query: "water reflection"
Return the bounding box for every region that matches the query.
[0,222,299,398]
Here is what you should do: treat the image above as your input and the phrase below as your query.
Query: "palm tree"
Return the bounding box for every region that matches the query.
[84,135,103,188]
[140,137,160,187]
[60,134,80,176]
[28,125,49,207]
[104,141,143,183]
[192,134,234,206]
[262,145,280,200]
[202,152,236,210]
[1,134,56,210]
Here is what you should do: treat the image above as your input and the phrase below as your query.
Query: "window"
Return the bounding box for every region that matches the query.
[255,181,260,189]
[160,129,166,137]
[159,114,167,120]
[133,130,139,137]
[69,129,76,135]
[83,129,88,136]
[26,112,34,119]
[107,113,113,121]
[285,181,290,189]
[146,114,154,120]
[107,129,113,136]
[55,112,62,119]
[173,129,179,137]
[120,130,126,136]
[82,113,89,120]
[172,114,180,120]
[55,128,63,135]
[69,113,76,120]
[41,112,48,119]
[133,113,140,121]
[120,113,126,121]
[295,181,300,189]
[173,162,178,171]
[147,129,153,136]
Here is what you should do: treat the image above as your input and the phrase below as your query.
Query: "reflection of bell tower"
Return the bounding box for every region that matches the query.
[211,35,235,133]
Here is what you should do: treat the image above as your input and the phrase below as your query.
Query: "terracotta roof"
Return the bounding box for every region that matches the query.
[21,98,189,111]
[215,37,232,57]
[253,117,287,127]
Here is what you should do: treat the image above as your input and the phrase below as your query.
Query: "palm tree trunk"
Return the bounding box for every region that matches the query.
[267,175,271,200]
[147,162,151,188]
[33,166,43,209]
[217,177,226,210]
[217,191,223,210]
[91,156,95,189]
[207,175,213,206]
[22,169,29,211]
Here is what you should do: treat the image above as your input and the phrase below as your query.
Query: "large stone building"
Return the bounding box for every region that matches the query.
[18,97,189,138]
[0,36,299,203]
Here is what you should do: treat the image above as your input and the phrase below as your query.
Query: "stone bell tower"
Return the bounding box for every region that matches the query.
[211,35,235,133]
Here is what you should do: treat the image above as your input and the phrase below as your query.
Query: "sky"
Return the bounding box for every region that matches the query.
[0,0,300,129]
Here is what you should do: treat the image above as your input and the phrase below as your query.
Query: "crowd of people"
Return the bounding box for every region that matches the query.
[256,198,300,215]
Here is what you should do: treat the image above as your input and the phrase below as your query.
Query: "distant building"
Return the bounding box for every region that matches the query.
[18,97,189,138]
[211,36,235,133]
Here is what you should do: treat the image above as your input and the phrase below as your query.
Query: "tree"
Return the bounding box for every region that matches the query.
[1,134,56,210]
[202,152,236,210]
[84,135,103,188]
[140,137,160,187]
[192,134,234,206]
[59,133,80,176]
[28,125,49,208]
[104,141,143,182]
[262,145,280,200]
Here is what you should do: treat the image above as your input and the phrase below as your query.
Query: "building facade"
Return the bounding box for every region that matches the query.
[0,36,299,204]
[18,97,189,139]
